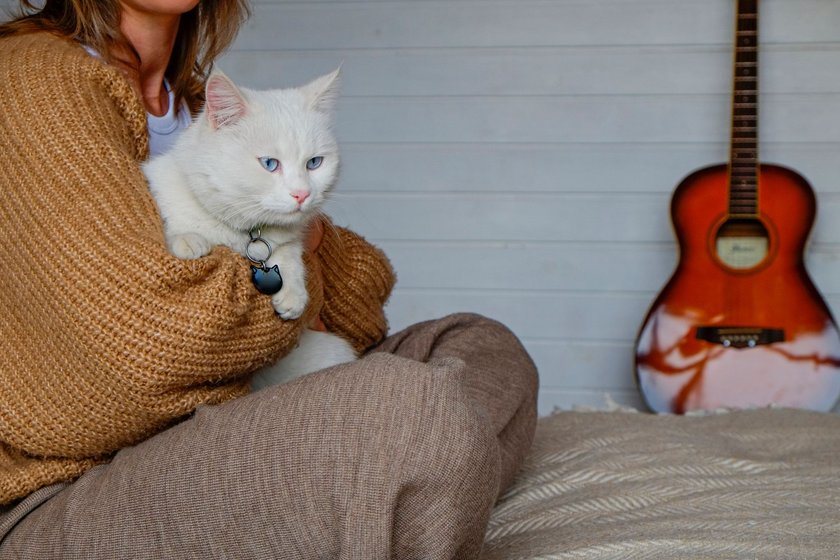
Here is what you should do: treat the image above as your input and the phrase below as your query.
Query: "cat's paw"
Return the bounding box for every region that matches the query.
[271,285,309,320]
[169,233,211,260]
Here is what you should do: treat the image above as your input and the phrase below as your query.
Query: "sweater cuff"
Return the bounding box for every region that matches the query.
[316,219,396,353]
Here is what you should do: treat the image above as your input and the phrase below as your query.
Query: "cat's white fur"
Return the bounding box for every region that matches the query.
[250,329,356,389]
[143,68,357,387]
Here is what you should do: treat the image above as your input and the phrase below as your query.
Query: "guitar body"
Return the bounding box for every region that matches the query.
[635,164,840,413]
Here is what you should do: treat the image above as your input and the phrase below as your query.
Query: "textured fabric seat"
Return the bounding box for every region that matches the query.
[483,407,840,559]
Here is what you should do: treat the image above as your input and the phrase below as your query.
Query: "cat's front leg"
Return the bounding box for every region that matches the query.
[169,232,212,260]
[267,240,308,320]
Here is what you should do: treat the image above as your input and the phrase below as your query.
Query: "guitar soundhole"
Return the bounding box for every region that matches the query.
[714,218,769,270]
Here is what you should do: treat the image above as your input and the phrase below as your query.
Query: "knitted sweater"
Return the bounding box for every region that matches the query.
[0,33,395,505]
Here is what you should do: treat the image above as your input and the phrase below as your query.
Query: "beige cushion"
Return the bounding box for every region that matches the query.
[484,408,840,559]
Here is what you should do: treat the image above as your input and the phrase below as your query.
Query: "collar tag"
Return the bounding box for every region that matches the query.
[246,227,283,295]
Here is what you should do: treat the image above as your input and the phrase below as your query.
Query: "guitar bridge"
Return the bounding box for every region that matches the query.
[695,326,785,348]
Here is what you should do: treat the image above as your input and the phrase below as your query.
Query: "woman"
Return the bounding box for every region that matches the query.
[0,1,538,557]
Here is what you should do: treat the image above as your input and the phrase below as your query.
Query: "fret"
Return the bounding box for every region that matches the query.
[729,0,760,217]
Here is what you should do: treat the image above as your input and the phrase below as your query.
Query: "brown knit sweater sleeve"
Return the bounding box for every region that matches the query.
[317,220,396,353]
[0,34,331,502]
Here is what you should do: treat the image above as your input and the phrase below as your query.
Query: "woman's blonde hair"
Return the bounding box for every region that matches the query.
[0,0,250,112]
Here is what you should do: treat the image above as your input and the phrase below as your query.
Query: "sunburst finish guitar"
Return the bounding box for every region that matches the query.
[634,0,840,414]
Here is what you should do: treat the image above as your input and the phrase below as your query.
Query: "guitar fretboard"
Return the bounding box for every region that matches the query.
[729,0,759,216]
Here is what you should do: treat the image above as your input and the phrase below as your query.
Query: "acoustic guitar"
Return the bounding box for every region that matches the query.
[634,0,840,414]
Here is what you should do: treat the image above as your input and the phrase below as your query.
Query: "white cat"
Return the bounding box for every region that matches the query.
[143,68,357,387]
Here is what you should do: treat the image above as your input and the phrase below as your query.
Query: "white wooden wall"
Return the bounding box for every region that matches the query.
[221,0,840,415]
[7,0,839,415]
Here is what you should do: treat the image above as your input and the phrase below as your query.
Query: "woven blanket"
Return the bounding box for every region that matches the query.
[483,408,840,559]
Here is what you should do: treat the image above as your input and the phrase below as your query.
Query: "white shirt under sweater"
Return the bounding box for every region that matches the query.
[146,82,191,157]
[82,45,190,157]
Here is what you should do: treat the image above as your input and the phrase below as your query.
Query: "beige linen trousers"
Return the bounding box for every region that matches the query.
[0,313,539,559]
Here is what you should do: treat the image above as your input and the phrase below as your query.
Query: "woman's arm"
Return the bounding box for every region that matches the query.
[0,34,321,458]
[315,218,397,354]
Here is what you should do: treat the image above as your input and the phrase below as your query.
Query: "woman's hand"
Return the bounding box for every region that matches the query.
[304,217,327,332]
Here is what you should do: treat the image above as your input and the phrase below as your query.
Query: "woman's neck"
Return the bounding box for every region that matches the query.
[118,8,181,116]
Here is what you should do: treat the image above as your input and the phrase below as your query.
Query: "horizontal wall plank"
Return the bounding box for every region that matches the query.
[386,290,661,342]
[331,143,840,195]
[221,45,840,96]
[384,290,840,343]
[239,0,839,50]
[326,192,840,244]
[327,194,673,244]
[525,340,636,390]
[331,96,840,144]
[372,242,840,295]
[377,242,677,292]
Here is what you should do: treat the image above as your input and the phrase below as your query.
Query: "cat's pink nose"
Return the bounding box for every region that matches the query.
[290,190,310,205]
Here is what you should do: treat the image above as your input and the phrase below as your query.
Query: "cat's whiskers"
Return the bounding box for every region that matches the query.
[314,209,346,250]
[213,193,317,231]
[316,191,350,218]
[202,196,270,231]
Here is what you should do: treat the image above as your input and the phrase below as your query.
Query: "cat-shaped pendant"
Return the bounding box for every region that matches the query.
[251,265,283,295]
[247,228,283,295]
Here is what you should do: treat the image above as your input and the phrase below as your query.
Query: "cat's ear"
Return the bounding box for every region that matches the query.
[205,70,248,129]
[301,67,341,114]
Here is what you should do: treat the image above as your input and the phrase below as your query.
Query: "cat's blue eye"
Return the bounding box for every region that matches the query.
[306,156,324,171]
[258,157,280,172]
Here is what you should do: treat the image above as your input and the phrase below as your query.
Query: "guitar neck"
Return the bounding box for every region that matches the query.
[729,0,760,216]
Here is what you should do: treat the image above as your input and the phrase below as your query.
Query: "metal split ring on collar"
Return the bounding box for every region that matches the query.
[246,227,272,268]
[246,227,284,295]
